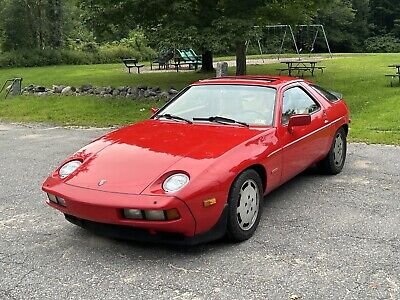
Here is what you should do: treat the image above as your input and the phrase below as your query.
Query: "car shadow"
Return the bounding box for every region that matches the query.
[69,166,327,256]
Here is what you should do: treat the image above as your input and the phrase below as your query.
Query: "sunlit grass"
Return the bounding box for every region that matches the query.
[0,53,399,144]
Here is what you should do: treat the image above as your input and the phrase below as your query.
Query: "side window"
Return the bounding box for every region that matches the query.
[282,87,320,125]
[310,84,340,102]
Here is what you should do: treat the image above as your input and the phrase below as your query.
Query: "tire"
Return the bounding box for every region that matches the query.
[317,127,347,175]
[226,169,263,242]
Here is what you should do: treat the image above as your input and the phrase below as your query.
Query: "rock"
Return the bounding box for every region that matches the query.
[119,91,127,97]
[158,92,170,100]
[112,89,120,96]
[35,86,46,93]
[117,86,128,93]
[61,86,73,94]
[105,86,113,94]
[80,84,92,92]
[52,85,65,93]
[138,89,145,98]
[149,91,158,97]
[138,85,148,90]
[94,87,105,94]
[144,90,152,98]
[168,88,179,95]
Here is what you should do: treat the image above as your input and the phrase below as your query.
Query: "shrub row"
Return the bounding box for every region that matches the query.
[0,45,156,68]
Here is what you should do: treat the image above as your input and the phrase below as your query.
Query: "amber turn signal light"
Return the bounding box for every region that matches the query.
[166,209,180,220]
[203,198,217,208]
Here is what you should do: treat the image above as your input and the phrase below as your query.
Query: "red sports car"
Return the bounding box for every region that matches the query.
[42,76,350,245]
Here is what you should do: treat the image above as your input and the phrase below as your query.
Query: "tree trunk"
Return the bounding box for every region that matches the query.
[235,40,247,76]
[201,50,214,72]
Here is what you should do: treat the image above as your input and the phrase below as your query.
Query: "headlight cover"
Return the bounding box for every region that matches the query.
[162,173,189,193]
[59,160,82,179]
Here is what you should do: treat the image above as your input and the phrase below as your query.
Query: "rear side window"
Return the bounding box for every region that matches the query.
[310,85,340,102]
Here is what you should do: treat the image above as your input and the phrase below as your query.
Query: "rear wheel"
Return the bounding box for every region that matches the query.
[318,127,347,175]
[226,169,263,242]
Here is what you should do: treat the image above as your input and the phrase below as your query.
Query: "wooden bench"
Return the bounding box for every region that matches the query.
[123,59,145,74]
[385,74,400,87]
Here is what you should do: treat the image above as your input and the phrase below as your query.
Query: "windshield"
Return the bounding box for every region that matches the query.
[155,85,277,126]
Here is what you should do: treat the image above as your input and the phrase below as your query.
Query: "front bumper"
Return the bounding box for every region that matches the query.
[43,183,196,237]
[65,204,228,246]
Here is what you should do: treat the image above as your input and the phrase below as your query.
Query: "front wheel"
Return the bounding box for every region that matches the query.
[317,127,347,175]
[226,169,263,242]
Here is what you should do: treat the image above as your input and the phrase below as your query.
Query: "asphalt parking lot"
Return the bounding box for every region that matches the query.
[0,123,399,300]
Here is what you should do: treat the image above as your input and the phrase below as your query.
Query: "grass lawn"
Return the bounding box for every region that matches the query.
[0,53,399,144]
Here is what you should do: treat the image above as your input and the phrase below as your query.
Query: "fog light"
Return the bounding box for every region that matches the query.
[123,209,144,220]
[166,209,180,220]
[47,194,58,204]
[57,197,66,207]
[144,210,166,221]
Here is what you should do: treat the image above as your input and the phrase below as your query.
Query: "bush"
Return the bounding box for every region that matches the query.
[364,35,400,53]
[0,30,156,68]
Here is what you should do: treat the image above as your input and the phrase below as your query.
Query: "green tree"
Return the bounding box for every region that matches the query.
[0,0,65,51]
[315,0,356,52]
[79,0,325,75]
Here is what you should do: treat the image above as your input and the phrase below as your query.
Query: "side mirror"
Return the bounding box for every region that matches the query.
[150,107,159,115]
[288,114,311,133]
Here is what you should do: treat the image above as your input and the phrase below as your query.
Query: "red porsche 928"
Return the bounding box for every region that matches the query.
[42,76,350,245]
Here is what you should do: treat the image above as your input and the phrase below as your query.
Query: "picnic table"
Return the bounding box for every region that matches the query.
[386,64,400,86]
[277,59,326,77]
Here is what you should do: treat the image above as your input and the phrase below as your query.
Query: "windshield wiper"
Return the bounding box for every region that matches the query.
[193,116,249,127]
[156,114,193,124]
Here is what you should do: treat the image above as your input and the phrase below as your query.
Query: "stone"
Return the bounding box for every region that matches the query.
[168,88,179,95]
[119,91,127,97]
[138,89,145,98]
[80,84,93,92]
[35,86,46,93]
[117,86,128,93]
[61,86,73,94]
[112,89,120,96]
[158,92,170,100]
[144,90,151,98]
[138,85,148,90]
[52,85,65,93]
[94,87,104,95]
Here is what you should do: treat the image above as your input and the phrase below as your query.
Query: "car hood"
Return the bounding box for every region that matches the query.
[66,120,267,194]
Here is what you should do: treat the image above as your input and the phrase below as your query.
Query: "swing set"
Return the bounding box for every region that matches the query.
[246,24,332,61]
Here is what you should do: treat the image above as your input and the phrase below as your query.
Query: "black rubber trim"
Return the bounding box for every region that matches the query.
[64,204,228,246]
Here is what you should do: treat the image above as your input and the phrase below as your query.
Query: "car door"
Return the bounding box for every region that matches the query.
[278,85,329,183]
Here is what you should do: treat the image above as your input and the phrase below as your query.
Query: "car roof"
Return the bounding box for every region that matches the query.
[192,75,308,88]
